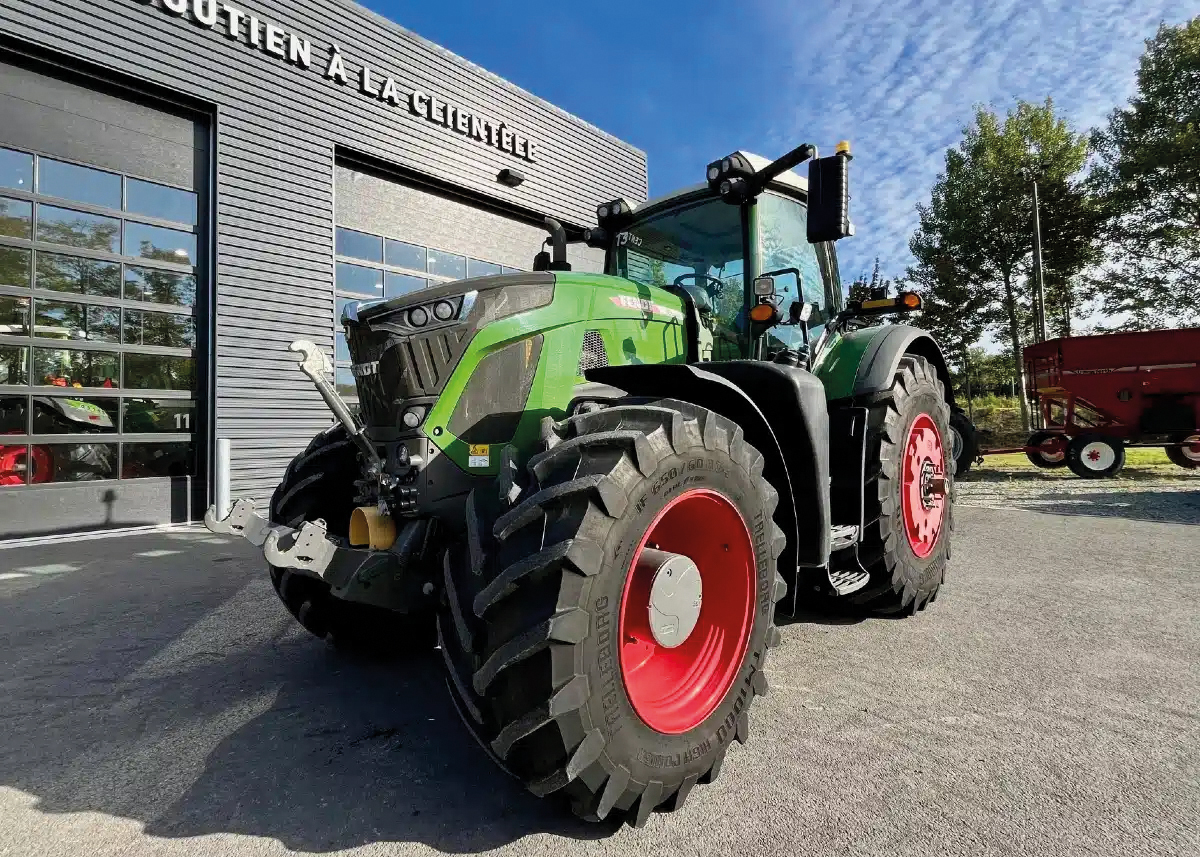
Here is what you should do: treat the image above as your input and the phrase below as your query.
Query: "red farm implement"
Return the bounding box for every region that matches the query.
[980,327,1200,478]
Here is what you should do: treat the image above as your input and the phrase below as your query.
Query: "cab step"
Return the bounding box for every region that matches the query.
[830,524,859,550]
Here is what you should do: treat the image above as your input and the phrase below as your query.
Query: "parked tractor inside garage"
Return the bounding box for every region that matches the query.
[207,141,958,826]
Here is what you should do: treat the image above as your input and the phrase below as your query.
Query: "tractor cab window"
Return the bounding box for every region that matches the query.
[756,192,842,355]
[612,197,746,360]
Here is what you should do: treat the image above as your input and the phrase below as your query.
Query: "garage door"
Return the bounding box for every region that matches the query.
[332,164,602,401]
[0,61,208,538]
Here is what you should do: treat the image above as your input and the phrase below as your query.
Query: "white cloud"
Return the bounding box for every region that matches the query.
[759,0,1195,282]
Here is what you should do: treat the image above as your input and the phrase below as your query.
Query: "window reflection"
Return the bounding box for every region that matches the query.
[34,299,120,342]
[123,309,195,347]
[122,441,194,478]
[124,265,196,307]
[124,353,194,391]
[468,258,502,278]
[123,398,196,433]
[385,239,426,272]
[385,272,426,298]
[32,396,118,434]
[0,246,30,288]
[33,347,120,388]
[0,148,32,192]
[0,442,32,486]
[36,205,120,252]
[336,262,383,297]
[38,159,122,209]
[335,367,356,399]
[335,332,350,362]
[35,252,121,298]
[502,266,522,275]
[41,442,117,482]
[0,196,33,239]
[0,396,27,434]
[336,228,382,263]
[0,295,29,336]
[123,221,196,264]
[0,345,28,385]
[126,179,197,225]
[427,248,466,279]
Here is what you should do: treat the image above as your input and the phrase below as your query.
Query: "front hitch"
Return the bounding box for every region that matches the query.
[204,499,435,612]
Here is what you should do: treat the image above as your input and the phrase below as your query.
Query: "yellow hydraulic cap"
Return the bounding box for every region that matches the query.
[836,140,852,155]
[349,505,397,550]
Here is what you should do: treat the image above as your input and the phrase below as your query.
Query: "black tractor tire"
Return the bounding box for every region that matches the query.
[1065,434,1125,479]
[845,355,953,616]
[439,399,787,827]
[1164,433,1200,470]
[949,409,978,476]
[269,424,434,652]
[1025,430,1068,469]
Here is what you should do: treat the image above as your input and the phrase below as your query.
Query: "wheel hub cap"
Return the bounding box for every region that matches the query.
[1081,441,1115,470]
[644,549,703,648]
[901,414,946,559]
[619,489,756,735]
[1183,435,1200,462]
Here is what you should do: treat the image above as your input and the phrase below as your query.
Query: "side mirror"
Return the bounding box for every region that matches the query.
[789,301,813,324]
[807,143,854,243]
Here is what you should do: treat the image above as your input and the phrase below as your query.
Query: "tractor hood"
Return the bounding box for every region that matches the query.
[341,272,555,432]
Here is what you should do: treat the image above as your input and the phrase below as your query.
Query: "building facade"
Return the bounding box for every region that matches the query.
[0,0,647,538]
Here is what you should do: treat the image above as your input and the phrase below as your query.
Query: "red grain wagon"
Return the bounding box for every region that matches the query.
[987,328,1200,478]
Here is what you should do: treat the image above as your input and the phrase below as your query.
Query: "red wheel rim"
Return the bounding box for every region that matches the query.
[901,414,946,559]
[0,436,53,486]
[618,488,756,734]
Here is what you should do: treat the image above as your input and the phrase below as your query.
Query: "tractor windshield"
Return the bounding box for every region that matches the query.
[611,197,747,360]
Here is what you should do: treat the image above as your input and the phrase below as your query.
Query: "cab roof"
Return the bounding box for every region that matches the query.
[632,151,809,215]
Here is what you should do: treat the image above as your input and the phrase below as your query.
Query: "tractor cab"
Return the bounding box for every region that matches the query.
[594,149,848,365]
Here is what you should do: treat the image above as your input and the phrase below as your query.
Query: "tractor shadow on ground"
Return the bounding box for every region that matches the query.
[982,488,1200,525]
[0,563,617,854]
[959,466,1199,483]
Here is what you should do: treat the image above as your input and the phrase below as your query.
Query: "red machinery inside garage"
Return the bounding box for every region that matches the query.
[994,328,1200,478]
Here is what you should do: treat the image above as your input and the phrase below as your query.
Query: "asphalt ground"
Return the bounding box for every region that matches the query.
[0,500,1197,857]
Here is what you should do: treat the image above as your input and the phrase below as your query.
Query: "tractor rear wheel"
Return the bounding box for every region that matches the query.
[439,400,787,827]
[1065,434,1125,479]
[1165,434,1200,470]
[847,355,952,616]
[1025,431,1068,469]
[269,424,434,652]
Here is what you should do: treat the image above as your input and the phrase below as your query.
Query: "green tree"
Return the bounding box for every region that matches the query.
[909,99,1094,430]
[1090,17,1200,329]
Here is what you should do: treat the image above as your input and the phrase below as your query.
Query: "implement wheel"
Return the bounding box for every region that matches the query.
[1165,434,1200,470]
[1025,431,1068,469]
[439,400,786,827]
[269,424,434,652]
[846,355,953,616]
[949,409,978,476]
[1065,434,1125,479]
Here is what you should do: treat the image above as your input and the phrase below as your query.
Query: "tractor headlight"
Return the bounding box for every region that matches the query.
[707,165,719,181]
[597,204,609,219]
[401,406,426,428]
[433,300,455,321]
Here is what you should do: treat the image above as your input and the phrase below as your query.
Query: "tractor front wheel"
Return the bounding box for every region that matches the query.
[949,409,978,476]
[848,355,953,616]
[1065,435,1125,479]
[1164,434,1200,470]
[439,400,786,827]
[269,424,434,653]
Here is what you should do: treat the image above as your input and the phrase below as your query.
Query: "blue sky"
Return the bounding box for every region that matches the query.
[365,0,1195,283]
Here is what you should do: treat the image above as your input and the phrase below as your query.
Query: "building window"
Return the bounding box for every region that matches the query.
[331,226,522,405]
[0,145,201,487]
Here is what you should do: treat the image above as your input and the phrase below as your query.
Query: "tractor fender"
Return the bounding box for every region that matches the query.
[588,361,831,570]
[850,324,956,406]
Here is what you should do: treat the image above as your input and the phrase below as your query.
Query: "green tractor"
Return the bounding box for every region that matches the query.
[207,141,956,826]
